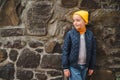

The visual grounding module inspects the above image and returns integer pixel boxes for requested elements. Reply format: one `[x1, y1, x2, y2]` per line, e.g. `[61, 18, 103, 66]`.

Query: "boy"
[62, 10, 96, 80]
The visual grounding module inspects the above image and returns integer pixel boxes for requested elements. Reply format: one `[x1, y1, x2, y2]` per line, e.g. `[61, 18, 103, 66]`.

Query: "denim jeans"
[69, 64, 87, 80]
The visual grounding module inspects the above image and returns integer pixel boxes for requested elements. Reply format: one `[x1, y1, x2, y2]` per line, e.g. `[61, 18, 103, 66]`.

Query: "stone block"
[0, 0, 19, 26]
[17, 48, 40, 68]
[0, 49, 7, 62]
[17, 70, 33, 80]
[26, 1, 52, 36]
[4, 39, 26, 49]
[61, 0, 78, 8]
[91, 70, 115, 80]
[45, 41, 56, 53]
[81, 0, 100, 9]
[0, 28, 24, 37]
[28, 41, 43, 48]
[41, 55, 62, 69]
[47, 70, 62, 77]
[35, 73, 47, 80]
[0, 63, 14, 80]
[9, 50, 18, 61]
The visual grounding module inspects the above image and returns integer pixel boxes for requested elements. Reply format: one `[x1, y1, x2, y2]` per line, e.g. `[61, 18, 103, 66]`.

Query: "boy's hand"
[64, 69, 70, 77]
[88, 69, 94, 76]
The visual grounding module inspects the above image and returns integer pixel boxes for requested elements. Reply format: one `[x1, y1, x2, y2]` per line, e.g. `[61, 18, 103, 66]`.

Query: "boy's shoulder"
[86, 29, 94, 36]
[86, 29, 93, 33]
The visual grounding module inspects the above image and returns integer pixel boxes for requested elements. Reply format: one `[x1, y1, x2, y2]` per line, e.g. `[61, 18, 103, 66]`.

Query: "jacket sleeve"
[62, 32, 71, 69]
[89, 35, 96, 69]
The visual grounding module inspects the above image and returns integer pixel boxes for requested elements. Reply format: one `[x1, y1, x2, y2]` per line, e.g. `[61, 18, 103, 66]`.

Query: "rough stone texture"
[28, 41, 43, 48]
[47, 1, 73, 37]
[17, 48, 40, 68]
[26, 1, 52, 36]
[89, 9, 120, 80]
[47, 70, 62, 77]
[4, 39, 26, 49]
[41, 55, 62, 69]
[35, 73, 47, 80]
[0, 28, 24, 37]
[0, 63, 14, 80]
[61, 0, 78, 8]
[0, 42, 2, 46]
[90, 9, 120, 26]
[53, 21, 72, 38]
[53, 42, 62, 53]
[48, 20, 73, 40]
[0, 0, 19, 26]
[45, 41, 57, 53]
[9, 50, 18, 61]
[4, 41, 12, 48]
[90, 10, 120, 55]
[17, 70, 33, 80]
[0, 49, 7, 62]
[91, 70, 115, 80]
[81, 0, 100, 9]
[35, 48, 43, 53]
[12, 39, 26, 49]
[107, 57, 120, 69]
[100, 0, 120, 10]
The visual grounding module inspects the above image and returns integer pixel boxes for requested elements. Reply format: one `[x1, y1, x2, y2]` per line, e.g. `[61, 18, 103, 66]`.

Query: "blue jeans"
[69, 64, 87, 80]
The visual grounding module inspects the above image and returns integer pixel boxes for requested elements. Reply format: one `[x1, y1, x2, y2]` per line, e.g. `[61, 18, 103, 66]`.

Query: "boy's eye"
[76, 20, 80, 21]
[74, 19, 80, 22]
[73, 18, 81, 22]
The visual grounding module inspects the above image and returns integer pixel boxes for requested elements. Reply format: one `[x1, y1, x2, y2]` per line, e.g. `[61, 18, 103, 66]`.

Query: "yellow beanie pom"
[73, 10, 89, 24]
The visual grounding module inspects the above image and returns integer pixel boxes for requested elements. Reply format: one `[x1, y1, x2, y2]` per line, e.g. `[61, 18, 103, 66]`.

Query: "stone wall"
[0, 0, 120, 80]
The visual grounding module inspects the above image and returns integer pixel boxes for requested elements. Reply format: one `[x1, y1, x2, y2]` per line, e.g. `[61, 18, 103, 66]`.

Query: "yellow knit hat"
[73, 10, 89, 24]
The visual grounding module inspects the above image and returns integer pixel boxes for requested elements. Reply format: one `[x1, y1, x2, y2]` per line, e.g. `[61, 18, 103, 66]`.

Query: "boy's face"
[72, 14, 86, 30]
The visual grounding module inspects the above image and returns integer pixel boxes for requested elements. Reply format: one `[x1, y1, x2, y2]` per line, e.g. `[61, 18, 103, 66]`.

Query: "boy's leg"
[80, 65, 88, 80]
[69, 66, 82, 80]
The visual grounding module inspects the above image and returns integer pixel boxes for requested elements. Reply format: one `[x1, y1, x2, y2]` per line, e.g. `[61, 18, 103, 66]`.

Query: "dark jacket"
[62, 28, 96, 70]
